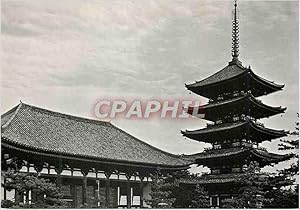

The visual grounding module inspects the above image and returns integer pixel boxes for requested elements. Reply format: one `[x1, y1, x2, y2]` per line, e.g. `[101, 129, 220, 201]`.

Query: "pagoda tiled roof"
[181, 118, 287, 143]
[185, 63, 284, 99]
[187, 93, 286, 121]
[197, 93, 285, 111]
[183, 146, 291, 165]
[1, 103, 190, 169]
[187, 63, 246, 87]
[180, 173, 245, 184]
[182, 147, 249, 162]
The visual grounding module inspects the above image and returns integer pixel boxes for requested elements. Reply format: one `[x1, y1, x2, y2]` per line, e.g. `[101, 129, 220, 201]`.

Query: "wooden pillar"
[31, 190, 37, 204]
[139, 181, 144, 208]
[105, 179, 111, 207]
[56, 173, 62, 189]
[126, 181, 131, 208]
[94, 181, 98, 207]
[55, 159, 63, 191]
[25, 191, 29, 204]
[82, 175, 87, 205]
[15, 190, 21, 204]
[104, 171, 112, 208]
[81, 168, 89, 206]
[3, 177, 7, 200]
[71, 180, 76, 208]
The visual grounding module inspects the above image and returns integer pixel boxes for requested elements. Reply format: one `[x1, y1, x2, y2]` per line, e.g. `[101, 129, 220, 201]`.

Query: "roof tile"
[2, 103, 189, 168]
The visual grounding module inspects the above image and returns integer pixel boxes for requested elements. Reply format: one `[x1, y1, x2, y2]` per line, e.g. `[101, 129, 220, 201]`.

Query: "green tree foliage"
[147, 170, 176, 208]
[1, 169, 67, 208]
[222, 160, 299, 208]
[262, 115, 299, 208]
[147, 169, 210, 208]
[190, 184, 210, 208]
[278, 114, 299, 177]
[172, 184, 194, 208]
[222, 197, 245, 208]
[221, 162, 270, 208]
[263, 185, 298, 208]
[279, 113, 299, 152]
[165, 170, 194, 208]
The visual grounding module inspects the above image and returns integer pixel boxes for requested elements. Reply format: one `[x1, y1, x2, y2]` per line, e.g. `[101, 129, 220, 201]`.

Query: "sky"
[1, 0, 299, 173]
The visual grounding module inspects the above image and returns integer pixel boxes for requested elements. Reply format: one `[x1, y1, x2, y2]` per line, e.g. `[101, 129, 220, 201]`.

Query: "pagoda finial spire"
[230, 0, 241, 65]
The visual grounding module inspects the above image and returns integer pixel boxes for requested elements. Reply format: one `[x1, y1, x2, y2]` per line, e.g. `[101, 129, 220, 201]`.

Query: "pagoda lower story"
[181, 145, 290, 207]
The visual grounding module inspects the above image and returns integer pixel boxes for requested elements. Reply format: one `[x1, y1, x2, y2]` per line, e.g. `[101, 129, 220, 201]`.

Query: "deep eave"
[183, 146, 291, 167]
[181, 118, 287, 143]
[1, 102, 190, 170]
[2, 139, 190, 171]
[185, 63, 284, 99]
[187, 93, 286, 121]
[180, 173, 245, 185]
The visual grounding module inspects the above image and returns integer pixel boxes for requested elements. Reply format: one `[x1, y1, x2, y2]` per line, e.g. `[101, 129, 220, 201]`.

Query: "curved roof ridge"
[198, 94, 247, 108]
[185, 64, 248, 88]
[185, 147, 249, 157]
[251, 149, 292, 162]
[196, 93, 285, 111]
[182, 120, 246, 134]
[182, 147, 252, 164]
[249, 94, 287, 112]
[248, 69, 284, 89]
[249, 120, 287, 135]
[20, 102, 111, 127]
[2, 102, 23, 129]
[109, 123, 187, 160]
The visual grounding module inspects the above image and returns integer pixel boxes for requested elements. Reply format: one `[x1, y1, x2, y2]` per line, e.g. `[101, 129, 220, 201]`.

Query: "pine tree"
[147, 170, 176, 208]
[190, 184, 210, 208]
[221, 162, 270, 208]
[2, 169, 67, 208]
[262, 114, 299, 208]
[165, 170, 194, 208]
[278, 114, 299, 177]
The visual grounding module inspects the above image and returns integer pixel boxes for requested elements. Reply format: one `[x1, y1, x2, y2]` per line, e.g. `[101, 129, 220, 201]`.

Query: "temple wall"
[1, 152, 165, 208]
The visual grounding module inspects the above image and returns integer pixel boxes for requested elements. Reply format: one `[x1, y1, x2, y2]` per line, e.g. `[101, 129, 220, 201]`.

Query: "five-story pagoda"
[181, 1, 290, 207]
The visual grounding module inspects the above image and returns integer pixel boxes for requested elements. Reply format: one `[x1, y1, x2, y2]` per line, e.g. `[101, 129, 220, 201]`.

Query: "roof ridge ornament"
[229, 0, 242, 66]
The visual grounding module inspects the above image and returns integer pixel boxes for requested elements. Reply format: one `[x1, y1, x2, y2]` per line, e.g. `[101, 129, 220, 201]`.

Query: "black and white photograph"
[1, 0, 299, 208]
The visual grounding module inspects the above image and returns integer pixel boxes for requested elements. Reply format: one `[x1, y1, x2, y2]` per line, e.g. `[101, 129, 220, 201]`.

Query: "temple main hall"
[1, 102, 190, 208]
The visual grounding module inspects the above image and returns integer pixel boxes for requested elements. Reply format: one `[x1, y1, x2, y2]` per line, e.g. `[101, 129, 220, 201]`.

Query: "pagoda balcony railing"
[203, 143, 267, 151]
[256, 146, 267, 151]
[204, 147, 214, 151]
[205, 116, 266, 126]
[255, 121, 265, 127]
[211, 90, 250, 103]
[206, 123, 215, 127]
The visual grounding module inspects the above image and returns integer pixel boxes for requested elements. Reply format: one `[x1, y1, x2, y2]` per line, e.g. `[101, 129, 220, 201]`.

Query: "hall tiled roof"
[1, 103, 190, 169]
